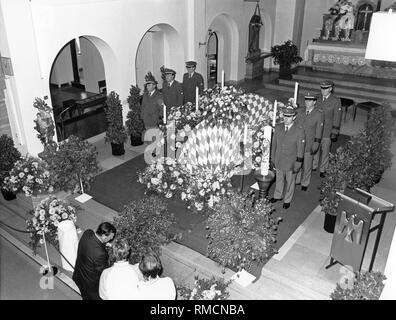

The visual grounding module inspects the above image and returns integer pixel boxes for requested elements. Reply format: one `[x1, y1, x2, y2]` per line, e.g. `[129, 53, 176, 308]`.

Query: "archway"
[207, 14, 239, 85]
[207, 32, 218, 88]
[135, 24, 184, 91]
[49, 36, 108, 141]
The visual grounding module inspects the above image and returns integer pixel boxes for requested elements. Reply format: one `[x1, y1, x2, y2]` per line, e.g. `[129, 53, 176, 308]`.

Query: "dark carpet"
[89, 134, 349, 274]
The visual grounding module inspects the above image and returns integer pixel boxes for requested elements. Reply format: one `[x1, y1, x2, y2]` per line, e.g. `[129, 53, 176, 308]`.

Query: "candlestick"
[243, 124, 248, 145]
[293, 82, 299, 104]
[195, 86, 199, 111]
[221, 70, 225, 89]
[163, 103, 167, 124]
[272, 100, 278, 127]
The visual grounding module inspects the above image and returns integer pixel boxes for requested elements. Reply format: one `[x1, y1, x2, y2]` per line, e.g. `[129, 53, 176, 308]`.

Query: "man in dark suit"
[162, 68, 183, 111]
[313, 80, 342, 177]
[72, 222, 116, 300]
[270, 105, 305, 209]
[182, 61, 204, 104]
[295, 93, 324, 191]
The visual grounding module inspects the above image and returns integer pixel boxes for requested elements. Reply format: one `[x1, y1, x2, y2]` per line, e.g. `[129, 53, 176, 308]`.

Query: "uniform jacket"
[72, 230, 109, 299]
[182, 72, 204, 104]
[296, 106, 324, 152]
[271, 122, 305, 171]
[141, 89, 163, 128]
[162, 80, 183, 110]
[316, 93, 342, 138]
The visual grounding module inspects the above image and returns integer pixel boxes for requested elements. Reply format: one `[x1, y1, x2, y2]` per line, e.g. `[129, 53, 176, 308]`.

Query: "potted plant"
[0, 134, 21, 200]
[330, 270, 386, 300]
[112, 195, 180, 264]
[125, 84, 145, 146]
[206, 191, 280, 273]
[270, 40, 303, 79]
[177, 275, 231, 300]
[104, 91, 128, 156]
[40, 135, 101, 194]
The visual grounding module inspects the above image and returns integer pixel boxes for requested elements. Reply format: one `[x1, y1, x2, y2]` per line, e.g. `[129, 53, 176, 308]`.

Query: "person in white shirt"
[135, 253, 176, 300]
[99, 238, 139, 300]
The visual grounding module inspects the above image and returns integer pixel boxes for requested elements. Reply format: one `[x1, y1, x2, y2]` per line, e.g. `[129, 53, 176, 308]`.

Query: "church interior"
[1, 0, 396, 301]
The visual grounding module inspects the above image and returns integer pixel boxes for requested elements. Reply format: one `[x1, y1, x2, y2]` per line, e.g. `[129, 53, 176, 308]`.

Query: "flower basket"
[177, 276, 231, 300]
[17, 190, 69, 211]
[3, 155, 54, 197]
[26, 196, 78, 254]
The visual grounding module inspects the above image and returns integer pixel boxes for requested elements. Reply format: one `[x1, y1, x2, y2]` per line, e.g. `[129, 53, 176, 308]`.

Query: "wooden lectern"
[326, 188, 394, 272]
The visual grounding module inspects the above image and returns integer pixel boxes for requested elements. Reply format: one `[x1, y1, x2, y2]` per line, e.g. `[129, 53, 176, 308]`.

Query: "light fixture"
[365, 9, 396, 62]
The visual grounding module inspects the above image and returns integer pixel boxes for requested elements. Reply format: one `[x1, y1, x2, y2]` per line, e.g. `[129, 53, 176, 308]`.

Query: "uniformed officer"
[182, 61, 204, 104]
[162, 68, 183, 112]
[270, 105, 305, 209]
[295, 92, 324, 191]
[313, 80, 342, 177]
[141, 72, 164, 130]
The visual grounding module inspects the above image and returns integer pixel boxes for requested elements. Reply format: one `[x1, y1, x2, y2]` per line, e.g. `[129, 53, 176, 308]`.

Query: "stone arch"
[135, 24, 184, 90]
[208, 13, 239, 82]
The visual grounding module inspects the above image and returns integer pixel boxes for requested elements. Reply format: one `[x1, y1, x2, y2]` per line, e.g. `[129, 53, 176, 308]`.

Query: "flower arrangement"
[26, 196, 77, 253]
[3, 155, 54, 197]
[198, 85, 249, 127]
[112, 195, 180, 264]
[330, 270, 386, 300]
[40, 135, 101, 193]
[177, 276, 231, 300]
[167, 102, 203, 133]
[139, 157, 234, 211]
[207, 191, 280, 272]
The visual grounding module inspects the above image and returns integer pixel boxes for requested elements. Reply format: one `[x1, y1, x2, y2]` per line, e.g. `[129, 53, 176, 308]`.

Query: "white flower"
[39, 215, 45, 221]
[162, 182, 168, 189]
[165, 191, 172, 198]
[170, 184, 176, 190]
[199, 189, 205, 197]
[53, 220, 59, 227]
[151, 178, 160, 185]
[180, 131, 186, 138]
[181, 192, 186, 200]
[19, 172, 25, 178]
[62, 213, 68, 219]
[157, 172, 163, 179]
[212, 181, 220, 190]
[184, 124, 191, 132]
[177, 178, 183, 185]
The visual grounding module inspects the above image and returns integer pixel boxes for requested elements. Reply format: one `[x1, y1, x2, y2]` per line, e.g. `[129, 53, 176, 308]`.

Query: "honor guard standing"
[295, 93, 324, 191]
[313, 80, 342, 177]
[162, 68, 183, 112]
[141, 72, 164, 130]
[270, 105, 305, 209]
[182, 61, 204, 104]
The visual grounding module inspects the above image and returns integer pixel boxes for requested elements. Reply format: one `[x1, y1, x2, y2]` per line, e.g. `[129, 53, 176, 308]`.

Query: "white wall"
[79, 37, 105, 94]
[50, 44, 73, 86]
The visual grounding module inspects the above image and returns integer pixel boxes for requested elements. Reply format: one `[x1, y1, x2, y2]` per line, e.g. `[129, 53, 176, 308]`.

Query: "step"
[265, 83, 396, 107]
[293, 67, 396, 89]
[279, 79, 396, 103]
[292, 74, 396, 95]
[263, 258, 336, 298]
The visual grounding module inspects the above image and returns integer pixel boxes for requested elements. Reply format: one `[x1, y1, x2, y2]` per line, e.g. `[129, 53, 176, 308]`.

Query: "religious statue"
[332, 1, 355, 41]
[247, 2, 263, 59]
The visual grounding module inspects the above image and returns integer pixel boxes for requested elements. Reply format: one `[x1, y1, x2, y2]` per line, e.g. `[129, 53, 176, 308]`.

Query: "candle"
[163, 104, 167, 124]
[272, 100, 277, 127]
[221, 70, 225, 89]
[293, 82, 299, 104]
[243, 124, 248, 145]
[195, 86, 199, 111]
